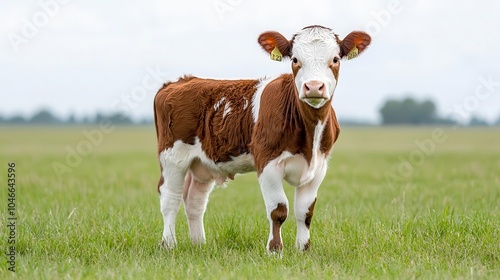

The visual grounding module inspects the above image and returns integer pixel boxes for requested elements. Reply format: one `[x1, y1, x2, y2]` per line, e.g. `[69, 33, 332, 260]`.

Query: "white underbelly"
[160, 139, 256, 186]
[281, 152, 327, 187]
[216, 153, 255, 174]
[190, 153, 255, 185]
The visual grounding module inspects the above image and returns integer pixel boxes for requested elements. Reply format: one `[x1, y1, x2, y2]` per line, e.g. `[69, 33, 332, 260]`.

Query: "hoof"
[160, 236, 176, 249]
[295, 239, 311, 251]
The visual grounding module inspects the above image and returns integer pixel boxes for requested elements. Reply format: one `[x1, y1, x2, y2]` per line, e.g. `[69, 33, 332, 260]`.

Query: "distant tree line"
[379, 97, 500, 126]
[0, 109, 152, 125]
[1, 101, 499, 126]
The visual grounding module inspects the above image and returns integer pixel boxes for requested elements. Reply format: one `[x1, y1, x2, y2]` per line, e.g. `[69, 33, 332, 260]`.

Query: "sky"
[1, 0, 500, 124]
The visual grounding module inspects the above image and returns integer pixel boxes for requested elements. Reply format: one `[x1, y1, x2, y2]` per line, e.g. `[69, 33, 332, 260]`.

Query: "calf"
[154, 25, 371, 252]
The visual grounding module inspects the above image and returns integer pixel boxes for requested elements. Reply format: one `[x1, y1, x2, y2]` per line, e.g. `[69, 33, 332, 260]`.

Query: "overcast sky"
[1, 0, 500, 123]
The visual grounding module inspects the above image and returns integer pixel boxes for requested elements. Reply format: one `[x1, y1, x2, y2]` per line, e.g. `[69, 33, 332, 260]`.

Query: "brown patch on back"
[154, 76, 259, 162]
[268, 203, 287, 251]
[200, 80, 258, 162]
[250, 74, 340, 174]
[305, 198, 317, 229]
[154, 75, 198, 153]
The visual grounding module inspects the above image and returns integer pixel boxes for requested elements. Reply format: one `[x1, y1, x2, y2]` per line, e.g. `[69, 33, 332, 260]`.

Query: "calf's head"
[258, 25, 371, 108]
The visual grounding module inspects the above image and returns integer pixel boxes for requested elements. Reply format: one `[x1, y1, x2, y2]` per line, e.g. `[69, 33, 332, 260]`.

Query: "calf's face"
[258, 26, 371, 109]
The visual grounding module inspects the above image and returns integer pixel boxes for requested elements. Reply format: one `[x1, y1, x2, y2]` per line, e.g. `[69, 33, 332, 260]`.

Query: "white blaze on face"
[291, 27, 341, 108]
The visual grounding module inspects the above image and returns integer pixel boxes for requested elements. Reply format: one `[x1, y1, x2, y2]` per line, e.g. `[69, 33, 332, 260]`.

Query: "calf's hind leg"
[183, 171, 214, 244]
[159, 158, 188, 249]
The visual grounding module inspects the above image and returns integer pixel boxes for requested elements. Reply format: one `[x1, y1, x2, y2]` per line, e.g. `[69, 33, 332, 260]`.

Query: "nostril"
[318, 84, 324, 91]
[304, 84, 310, 91]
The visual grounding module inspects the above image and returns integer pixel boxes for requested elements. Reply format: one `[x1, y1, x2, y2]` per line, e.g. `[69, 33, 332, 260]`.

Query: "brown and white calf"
[154, 25, 370, 252]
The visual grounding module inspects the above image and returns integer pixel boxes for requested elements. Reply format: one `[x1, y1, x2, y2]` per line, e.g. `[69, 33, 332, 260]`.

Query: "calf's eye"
[292, 57, 298, 64]
[333, 57, 339, 64]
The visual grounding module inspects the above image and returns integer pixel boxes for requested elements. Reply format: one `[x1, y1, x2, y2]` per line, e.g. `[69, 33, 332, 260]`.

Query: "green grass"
[1, 125, 499, 279]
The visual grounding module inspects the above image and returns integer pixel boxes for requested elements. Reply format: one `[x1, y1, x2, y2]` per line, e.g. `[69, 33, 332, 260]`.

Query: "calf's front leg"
[294, 161, 327, 251]
[258, 160, 288, 252]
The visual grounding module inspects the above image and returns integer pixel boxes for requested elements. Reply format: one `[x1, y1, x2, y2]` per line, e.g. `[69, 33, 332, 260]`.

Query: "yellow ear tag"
[347, 46, 358, 60]
[270, 46, 282, 62]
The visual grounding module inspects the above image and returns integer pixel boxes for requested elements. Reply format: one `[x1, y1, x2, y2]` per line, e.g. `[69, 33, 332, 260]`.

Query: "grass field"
[1, 125, 499, 279]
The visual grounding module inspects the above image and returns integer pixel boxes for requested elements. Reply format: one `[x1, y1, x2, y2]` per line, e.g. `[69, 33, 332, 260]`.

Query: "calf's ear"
[258, 31, 292, 61]
[338, 31, 371, 60]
